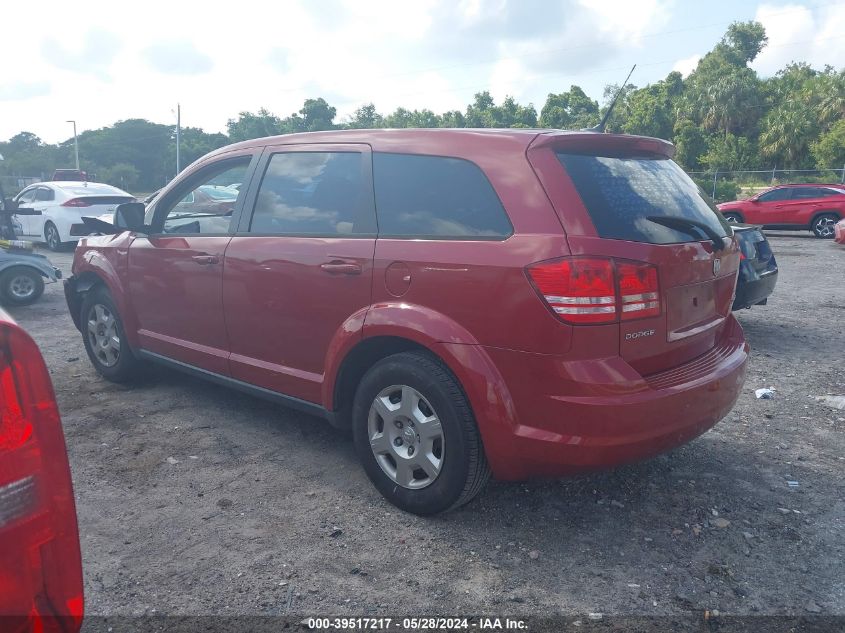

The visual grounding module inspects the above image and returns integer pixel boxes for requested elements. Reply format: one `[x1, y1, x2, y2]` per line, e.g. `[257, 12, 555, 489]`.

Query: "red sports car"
[717, 183, 845, 238]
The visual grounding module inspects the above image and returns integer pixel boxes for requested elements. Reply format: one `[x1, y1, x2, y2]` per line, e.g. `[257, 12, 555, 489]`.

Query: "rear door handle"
[192, 254, 219, 265]
[320, 261, 362, 275]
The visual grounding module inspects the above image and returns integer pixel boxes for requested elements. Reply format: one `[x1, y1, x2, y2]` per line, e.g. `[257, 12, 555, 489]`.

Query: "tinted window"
[373, 153, 512, 239]
[557, 153, 730, 245]
[250, 152, 373, 235]
[154, 158, 250, 234]
[791, 187, 825, 199]
[34, 187, 54, 202]
[757, 188, 791, 202]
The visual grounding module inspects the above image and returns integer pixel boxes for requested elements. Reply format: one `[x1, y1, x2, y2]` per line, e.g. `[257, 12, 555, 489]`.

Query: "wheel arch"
[324, 304, 519, 478]
[67, 257, 138, 347]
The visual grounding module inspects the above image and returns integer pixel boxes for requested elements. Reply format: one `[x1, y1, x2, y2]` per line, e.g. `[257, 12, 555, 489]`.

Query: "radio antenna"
[589, 64, 636, 132]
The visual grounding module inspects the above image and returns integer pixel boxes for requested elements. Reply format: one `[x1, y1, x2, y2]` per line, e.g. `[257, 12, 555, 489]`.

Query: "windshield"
[557, 153, 731, 245]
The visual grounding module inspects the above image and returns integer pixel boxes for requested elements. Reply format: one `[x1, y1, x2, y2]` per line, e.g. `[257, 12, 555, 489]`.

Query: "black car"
[732, 224, 778, 310]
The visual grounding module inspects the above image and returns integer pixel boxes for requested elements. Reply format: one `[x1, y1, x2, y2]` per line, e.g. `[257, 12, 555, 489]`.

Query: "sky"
[1, 0, 843, 144]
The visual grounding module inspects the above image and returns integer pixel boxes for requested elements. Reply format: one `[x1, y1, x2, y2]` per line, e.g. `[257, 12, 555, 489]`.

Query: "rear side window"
[557, 153, 730, 245]
[250, 152, 374, 235]
[34, 188, 54, 202]
[373, 153, 512, 239]
[791, 187, 825, 199]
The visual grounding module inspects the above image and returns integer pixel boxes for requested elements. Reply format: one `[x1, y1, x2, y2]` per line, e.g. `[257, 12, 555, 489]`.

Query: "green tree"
[348, 103, 384, 129]
[539, 86, 599, 129]
[759, 101, 818, 169]
[299, 98, 336, 131]
[700, 133, 759, 171]
[98, 162, 140, 191]
[439, 110, 466, 128]
[811, 119, 845, 169]
[672, 120, 708, 170]
[226, 109, 285, 142]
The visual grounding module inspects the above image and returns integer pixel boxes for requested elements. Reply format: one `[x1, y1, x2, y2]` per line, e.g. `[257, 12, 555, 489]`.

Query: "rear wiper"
[646, 215, 727, 251]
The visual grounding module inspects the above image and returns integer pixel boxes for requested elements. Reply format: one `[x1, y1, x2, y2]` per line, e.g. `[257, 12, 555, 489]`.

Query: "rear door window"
[373, 153, 512, 239]
[250, 151, 374, 236]
[791, 187, 826, 199]
[557, 153, 730, 245]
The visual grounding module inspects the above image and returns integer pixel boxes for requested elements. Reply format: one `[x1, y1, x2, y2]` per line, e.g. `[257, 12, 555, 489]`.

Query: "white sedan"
[13, 181, 135, 251]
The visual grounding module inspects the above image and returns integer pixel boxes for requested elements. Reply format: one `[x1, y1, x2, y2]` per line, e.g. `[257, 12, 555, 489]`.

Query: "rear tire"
[352, 351, 490, 515]
[722, 212, 743, 225]
[0, 267, 44, 306]
[811, 213, 838, 239]
[44, 222, 62, 251]
[80, 286, 141, 382]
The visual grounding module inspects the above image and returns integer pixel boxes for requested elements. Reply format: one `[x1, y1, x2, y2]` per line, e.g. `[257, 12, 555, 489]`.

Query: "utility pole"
[66, 120, 79, 170]
[176, 103, 181, 176]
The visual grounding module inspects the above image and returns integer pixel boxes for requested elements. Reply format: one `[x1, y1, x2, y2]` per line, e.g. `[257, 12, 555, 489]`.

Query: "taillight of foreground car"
[526, 257, 661, 324]
[60, 199, 91, 208]
[0, 319, 83, 633]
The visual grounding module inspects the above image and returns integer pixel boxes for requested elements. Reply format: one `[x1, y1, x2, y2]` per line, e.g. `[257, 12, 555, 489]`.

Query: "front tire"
[811, 213, 838, 239]
[44, 221, 63, 251]
[80, 286, 141, 382]
[0, 267, 44, 306]
[722, 212, 743, 225]
[352, 351, 490, 515]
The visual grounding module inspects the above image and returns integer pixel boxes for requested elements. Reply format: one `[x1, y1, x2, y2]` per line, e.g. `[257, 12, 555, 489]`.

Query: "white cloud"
[672, 54, 701, 78]
[753, 3, 845, 76]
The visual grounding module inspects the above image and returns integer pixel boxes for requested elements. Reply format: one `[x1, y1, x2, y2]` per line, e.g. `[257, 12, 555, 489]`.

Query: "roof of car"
[772, 183, 845, 189]
[204, 128, 675, 161]
[50, 181, 131, 195]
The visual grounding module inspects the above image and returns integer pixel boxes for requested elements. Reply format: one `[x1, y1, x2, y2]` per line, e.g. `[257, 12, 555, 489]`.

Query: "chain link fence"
[688, 168, 845, 202]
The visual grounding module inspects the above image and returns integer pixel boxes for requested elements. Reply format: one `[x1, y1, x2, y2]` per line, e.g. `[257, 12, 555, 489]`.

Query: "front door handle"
[192, 254, 219, 265]
[320, 261, 362, 275]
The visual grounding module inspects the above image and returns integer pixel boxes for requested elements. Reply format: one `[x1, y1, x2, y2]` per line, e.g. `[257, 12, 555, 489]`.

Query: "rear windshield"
[557, 153, 730, 244]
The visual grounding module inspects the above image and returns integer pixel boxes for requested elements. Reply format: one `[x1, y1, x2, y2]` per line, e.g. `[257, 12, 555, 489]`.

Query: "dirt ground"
[6, 232, 844, 621]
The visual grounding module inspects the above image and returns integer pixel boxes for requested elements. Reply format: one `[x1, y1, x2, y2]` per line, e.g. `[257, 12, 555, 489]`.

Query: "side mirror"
[114, 202, 146, 232]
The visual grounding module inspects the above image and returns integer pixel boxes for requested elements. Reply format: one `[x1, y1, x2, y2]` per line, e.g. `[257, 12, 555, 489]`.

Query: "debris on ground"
[755, 388, 776, 399]
[815, 395, 845, 410]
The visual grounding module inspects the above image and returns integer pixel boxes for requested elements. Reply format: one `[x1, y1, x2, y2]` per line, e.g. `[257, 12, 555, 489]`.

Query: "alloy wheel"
[814, 216, 836, 238]
[45, 224, 60, 250]
[367, 384, 445, 489]
[8, 274, 36, 300]
[86, 303, 121, 367]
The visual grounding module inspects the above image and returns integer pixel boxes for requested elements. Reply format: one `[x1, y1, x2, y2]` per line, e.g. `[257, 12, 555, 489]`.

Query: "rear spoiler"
[529, 131, 675, 159]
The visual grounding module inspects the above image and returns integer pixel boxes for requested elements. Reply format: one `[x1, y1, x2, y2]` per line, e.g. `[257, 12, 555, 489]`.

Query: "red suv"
[64, 130, 748, 515]
[718, 183, 845, 238]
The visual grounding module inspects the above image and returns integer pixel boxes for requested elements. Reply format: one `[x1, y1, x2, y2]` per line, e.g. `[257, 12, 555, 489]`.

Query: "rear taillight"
[60, 199, 91, 208]
[526, 257, 661, 324]
[617, 261, 660, 320]
[0, 319, 83, 632]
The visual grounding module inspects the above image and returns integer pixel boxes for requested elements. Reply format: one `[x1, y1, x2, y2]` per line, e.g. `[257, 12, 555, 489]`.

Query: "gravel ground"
[5, 233, 844, 621]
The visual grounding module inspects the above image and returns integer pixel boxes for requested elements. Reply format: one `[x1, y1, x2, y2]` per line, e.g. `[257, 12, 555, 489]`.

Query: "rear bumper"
[476, 316, 748, 480]
[733, 266, 777, 310]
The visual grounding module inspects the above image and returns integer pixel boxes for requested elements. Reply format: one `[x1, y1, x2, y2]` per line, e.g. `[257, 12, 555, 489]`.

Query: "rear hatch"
[528, 132, 740, 375]
[59, 184, 134, 215]
[734, 225, 776, 276]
